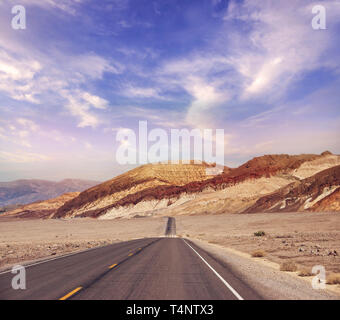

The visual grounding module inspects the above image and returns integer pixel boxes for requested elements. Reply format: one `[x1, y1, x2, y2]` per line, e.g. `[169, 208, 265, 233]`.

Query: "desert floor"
[0, 216, 166, 270]
[176, 211, 340, 274]
[0, 212, 339, 277]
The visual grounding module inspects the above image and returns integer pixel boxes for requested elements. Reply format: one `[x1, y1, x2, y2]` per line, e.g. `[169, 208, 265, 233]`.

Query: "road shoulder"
[189, 238, 340, 300]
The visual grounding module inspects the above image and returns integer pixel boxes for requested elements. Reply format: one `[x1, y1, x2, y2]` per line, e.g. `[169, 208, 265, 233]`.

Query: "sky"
[0, 0, 340, 181]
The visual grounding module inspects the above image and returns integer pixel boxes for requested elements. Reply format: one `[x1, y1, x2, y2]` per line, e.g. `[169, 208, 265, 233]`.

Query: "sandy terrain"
[0, 211, 339, 298]
[1, 212, 339, 275]
[193, 239, 339, 299]
[0, 216, 166, 271]
[176, 212, 340, 274]
[0, 211, 339, 299]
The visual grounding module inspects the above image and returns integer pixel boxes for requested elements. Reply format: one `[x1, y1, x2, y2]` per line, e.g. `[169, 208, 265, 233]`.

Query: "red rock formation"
[54, 153, 326, 218]
[244, 165, 340, 213]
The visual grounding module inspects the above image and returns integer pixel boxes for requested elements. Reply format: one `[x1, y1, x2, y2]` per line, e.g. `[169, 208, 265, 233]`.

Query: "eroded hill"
[3, 192, 80, 219]
[51, 152, 340, 219]
[53, 162, 218, 219]
[244, 165, 340, 213]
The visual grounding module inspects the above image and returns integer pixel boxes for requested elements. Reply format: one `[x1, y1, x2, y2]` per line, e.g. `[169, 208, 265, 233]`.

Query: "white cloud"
[132, 53, 220, 131]
[0, 151, 50, 163]
[62, 90, 109, 128]
[69, 54, 123, 79]
[16, 118, 39, 132]
[0, 118, 42, 148]
[145, 0, 340, 131]
[183, 76, 227, 128]
[239, 106, 284, 128]
[0, 50, 42, 103]
[120, 106, 187, 128]
[0, 36, 115, 125]
[65, 97, 100, 128]
[154, 55, 232, 128]
[4, 0, 85, 15]
[0, 5, 121, 122]
[123, 86, 163, 99]
[0, 50, 117, 108]
[81, 92, 109, 110]
[225, 0, 340, 100]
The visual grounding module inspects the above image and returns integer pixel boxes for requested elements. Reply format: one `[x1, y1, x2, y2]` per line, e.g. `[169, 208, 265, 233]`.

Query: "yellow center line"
[128, 253, 134, 256]
[59, 287, 82, 300]
[108, 263, 118, 269]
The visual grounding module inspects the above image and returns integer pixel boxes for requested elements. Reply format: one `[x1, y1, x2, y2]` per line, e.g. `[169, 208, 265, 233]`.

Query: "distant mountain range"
[3, 151, 340, 219]
[1, 192, 80, 219]
[0, 179, 101, 207]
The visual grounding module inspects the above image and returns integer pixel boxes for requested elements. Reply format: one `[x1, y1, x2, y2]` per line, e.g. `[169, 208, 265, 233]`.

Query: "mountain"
[52, 151, 340, 219]
[53, 162, 223, 219]
[0, 179, 100, 207]
[310, 188, 340, 211]
[2, 192, 80, 219]
[244, 165, 340, 213]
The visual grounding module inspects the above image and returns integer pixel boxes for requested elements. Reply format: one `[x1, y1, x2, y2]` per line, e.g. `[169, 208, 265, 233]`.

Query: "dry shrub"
[298, 268, 313, 277]
[251, 250, 266, 257]
[254, 231, 266, 237]
[280, 261, 298, 272]
[326, 273, 340, 285]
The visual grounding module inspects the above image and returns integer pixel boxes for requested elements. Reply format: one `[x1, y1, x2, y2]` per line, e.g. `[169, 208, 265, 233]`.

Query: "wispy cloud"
[16, 118, 39, 132]
[0, 0, 339, 180]
[118, 106, 187, 128]
[62, 90, 109, 128]
[224, 0, 340, 100]
[6, 0, 85, 15]
[122, 86, 164, 99]
[0, 151, 51, 163]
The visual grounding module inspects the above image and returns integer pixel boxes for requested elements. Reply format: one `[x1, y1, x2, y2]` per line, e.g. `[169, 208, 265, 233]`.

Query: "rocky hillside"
[2, 192, 80, 219]
[310, 188, 340, 211]
[244, 165, 340, 213]
[52, 162, 219, 219]
[0, 179, 100, 206]
[52, 151, 340, 219]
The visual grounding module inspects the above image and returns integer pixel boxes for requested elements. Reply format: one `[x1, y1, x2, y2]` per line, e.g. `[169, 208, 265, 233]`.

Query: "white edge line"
[183, 239, 244, 301]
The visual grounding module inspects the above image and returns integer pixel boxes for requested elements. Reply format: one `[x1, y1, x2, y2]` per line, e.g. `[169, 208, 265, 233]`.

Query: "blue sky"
[0, 0, 340, 181]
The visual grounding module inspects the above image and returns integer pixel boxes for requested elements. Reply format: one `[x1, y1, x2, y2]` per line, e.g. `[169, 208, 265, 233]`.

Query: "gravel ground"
[176, 212, 340, 273]
[192, 238, 340, 300]
[0, 216, 166, 271]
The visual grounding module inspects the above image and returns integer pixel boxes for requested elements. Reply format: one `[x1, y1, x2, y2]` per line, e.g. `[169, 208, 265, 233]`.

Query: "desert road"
[0, 218, 262, 300]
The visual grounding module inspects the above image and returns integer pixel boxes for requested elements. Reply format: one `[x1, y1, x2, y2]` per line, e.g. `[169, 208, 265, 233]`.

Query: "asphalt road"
[165, 217, 176, 237]
[0, 219, 262, 300]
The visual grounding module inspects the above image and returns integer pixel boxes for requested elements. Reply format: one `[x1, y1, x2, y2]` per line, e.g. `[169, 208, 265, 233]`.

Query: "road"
[0, 219, 262, 300]
[165, 217, 176, 237]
